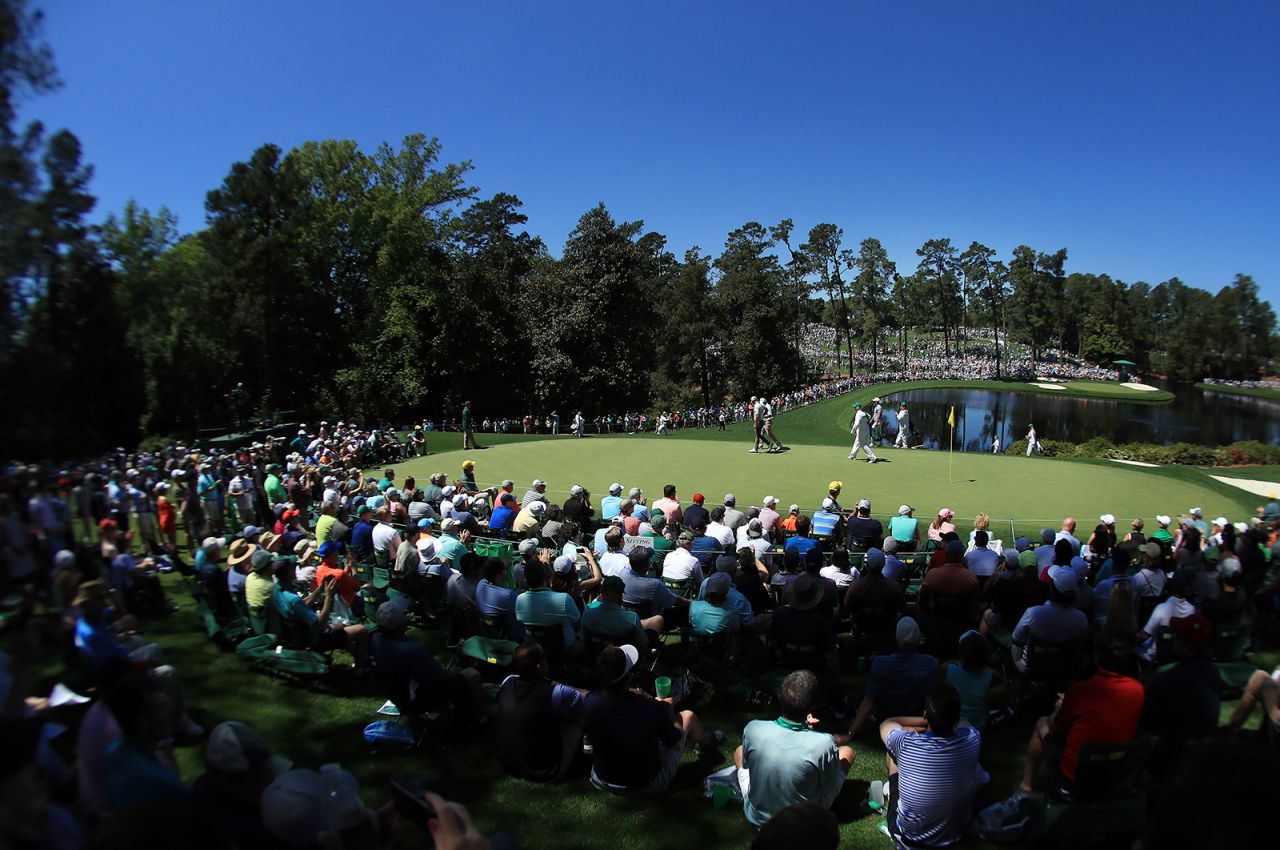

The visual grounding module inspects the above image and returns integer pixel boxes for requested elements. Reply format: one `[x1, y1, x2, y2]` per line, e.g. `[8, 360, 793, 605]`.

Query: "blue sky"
[25, 0, 1280, 303]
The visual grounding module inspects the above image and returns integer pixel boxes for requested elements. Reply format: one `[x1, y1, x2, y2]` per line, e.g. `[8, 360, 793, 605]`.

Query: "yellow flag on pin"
[947, 406, 955, 428]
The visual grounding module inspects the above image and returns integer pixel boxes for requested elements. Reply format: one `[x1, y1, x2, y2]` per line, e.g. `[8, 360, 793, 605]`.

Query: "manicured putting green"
[398, 432, 1257, 535]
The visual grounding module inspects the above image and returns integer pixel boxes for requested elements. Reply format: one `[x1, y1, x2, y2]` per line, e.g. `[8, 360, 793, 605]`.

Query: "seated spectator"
[662, 530, 706, 588]
[515, 561, 581, 648]
[313, 541, 361, 614]
[927, 507, 957, 544]
[734, 547, 774, 616]
[811, 498, 842, 540]
[100, 671, 189, 813]
[981, 548, 1047, 641]
[683, 492, 710, 530]
[1010, 567, 1089, 672]
[488, 492, 518, 536]
[1, 717, 83, 849]
[844, 617, 937, 739]
[584, 575, 664, 646]
[620, 548, 683, 622]
[370, 506, 401, 561]
[477, 557, 523, 641]
[943, 630, 1001, 731]
[585, 644, 720, 795]
[880, 684, 984, 848]
[551, 550, 602, 604]
[1225, 664, 1280, 735]
[497, 641, 587, 782]
[888, 504, 919, 550]
[590, 528, 625, 578]
[617, 500, 641, 537]
[783, 515, 817, 558]
[843, 549, 906, 627]
[964, 529, 1000, 577]
[190, 721, 291, 850]
[705, 506, 735, 547]
[759, 496, 781, 537]
[446, 551, 484, 616]
[739, 517, 772, 564]
[751, 802, 840, 850]
[819, 546, 857, 588]
[770, 548, 803, 599]
[562, 483, 595, 529]
[651, 484, 683, 526]
[1133, 541, 1168, 597]
[770, 575, 839, 682]
[372, 601, 482, 719]
[689, 522, 723, 569]
[1092, 546, 1132, 623]
[601, 482, 624, 520]
[786, 548, 838, 618]
[243, 549, 275, 611]
[1138, 569, 1197, 661]
[689, 573, 742, 636]
[272, 559, 371, 669]
[1017, 629, 1144, 794]
[697, 555, 772, 635]
[778, 503, 802, 533]
[845, 498, 883, 550]
[512, 500, 545, 537]
[1141, 613, 1221, 777]
[1202, 556, 1249, 626]
[881, 537, 909, 584]
[736, 670, 855, 827]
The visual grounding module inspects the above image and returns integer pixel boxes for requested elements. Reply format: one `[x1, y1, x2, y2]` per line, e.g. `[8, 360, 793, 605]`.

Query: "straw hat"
[259, 531, 282, 553]
[227, 539, 258, 567]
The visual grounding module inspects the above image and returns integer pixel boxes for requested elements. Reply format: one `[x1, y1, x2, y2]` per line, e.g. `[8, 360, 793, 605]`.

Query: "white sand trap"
[1211, 475, 1280, 498]
[1122, 382, 1160, 392]
[1032, 383, 1065, 390]
[1109, 458, 1159, 468]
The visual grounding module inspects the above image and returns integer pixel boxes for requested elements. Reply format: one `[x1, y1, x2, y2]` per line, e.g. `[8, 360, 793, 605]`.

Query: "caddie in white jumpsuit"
[894, 404, 911, 449]
[848, 403, 879, 462]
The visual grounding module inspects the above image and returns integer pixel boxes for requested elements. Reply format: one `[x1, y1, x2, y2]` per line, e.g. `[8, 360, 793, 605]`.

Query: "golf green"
[397, 431, 1259, 536]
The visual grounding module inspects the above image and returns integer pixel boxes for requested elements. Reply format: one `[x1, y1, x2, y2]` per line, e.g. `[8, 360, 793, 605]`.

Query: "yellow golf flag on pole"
[947, 406, 955, 484]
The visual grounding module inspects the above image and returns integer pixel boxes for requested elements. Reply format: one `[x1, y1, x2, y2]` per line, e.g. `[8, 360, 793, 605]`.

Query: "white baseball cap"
[763, 495, 778, 506]
[609, 483, 623, 495]
[1099, 514, 1116, 525]
[822, 498, 834, 510]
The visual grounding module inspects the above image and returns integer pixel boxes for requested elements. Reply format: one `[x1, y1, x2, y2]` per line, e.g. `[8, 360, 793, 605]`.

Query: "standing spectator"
[736, 670, 855, 827]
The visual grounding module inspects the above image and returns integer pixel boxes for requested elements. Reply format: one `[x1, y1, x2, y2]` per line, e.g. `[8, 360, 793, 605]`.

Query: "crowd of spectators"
[2, 432, 1280, 849]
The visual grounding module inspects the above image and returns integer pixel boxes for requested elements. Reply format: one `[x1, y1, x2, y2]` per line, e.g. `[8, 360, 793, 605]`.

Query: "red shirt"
[622, 516, 640, 536]
[1053, 669, 1145, 779]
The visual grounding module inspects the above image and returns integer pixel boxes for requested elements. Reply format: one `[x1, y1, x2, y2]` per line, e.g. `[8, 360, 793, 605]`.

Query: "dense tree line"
[0, 1, 1275, 457]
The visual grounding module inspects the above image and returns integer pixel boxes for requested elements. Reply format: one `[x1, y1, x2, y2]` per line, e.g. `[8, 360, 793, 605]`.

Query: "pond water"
[876, 384, 1280, 452]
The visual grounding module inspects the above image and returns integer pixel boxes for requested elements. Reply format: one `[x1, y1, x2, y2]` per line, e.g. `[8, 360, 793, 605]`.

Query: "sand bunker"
[1109, 458, 1159, 468]
[1032, 383, 1065, 390]
[1210, 475, 1280, 498]
[1121, 382, 1160, 392]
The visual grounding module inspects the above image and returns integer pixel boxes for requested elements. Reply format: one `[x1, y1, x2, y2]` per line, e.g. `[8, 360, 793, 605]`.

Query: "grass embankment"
[1195, 383, 1280, 402]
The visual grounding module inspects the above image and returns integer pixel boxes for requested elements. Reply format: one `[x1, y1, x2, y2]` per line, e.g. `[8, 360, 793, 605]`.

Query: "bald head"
[1062, 517, 1076, 533]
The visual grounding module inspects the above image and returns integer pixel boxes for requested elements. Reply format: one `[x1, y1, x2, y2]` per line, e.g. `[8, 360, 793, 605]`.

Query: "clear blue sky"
[25, 0, 1280, 304]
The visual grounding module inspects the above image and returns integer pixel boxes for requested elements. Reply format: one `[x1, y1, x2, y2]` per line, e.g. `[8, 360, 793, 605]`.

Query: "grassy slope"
[1194, 383, 1280, 402]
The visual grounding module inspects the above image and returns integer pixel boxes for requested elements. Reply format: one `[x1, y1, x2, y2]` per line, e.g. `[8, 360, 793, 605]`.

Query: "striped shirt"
[811, 510, 841, 537]
[887, 725, 982, 848]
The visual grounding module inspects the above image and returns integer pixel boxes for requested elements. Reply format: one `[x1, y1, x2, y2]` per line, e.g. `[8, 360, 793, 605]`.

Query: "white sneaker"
[748, 449, 758, 453]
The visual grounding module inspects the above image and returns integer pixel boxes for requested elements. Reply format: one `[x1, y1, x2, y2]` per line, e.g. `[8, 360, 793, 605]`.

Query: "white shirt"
[705, 521, 735, 547]
[598, 551, 631, 578]
[820, 566, 856, 587]
[662, 547, 703, 582]
[372, 522, 401, 555]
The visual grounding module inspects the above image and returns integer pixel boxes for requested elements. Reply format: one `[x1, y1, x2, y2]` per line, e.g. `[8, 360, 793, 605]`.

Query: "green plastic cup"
[654, 676, 672, 699]
[712, 783, 732, 809]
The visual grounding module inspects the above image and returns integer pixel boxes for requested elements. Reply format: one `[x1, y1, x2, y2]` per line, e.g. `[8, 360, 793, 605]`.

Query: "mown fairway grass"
[1195, 382, 1280, 402]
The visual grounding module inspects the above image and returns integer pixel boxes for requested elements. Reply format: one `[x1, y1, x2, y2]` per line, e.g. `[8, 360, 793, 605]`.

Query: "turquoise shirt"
[582, 600, 645, 646]
[889, 515, 919, 543]
[515, 587, 581, 645]
[103, 737, 188, 814]
[741, 717, 845, 827]
[436, 534, 467, 569]
[689, 600, 741, 636]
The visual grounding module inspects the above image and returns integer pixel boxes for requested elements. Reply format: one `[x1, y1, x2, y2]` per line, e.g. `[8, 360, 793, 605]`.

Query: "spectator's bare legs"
[675, 707, 713, 746]
[1227, 669, 1280, 730]
[1019, 715, 1053, 791]
[640, 614, 666, 633]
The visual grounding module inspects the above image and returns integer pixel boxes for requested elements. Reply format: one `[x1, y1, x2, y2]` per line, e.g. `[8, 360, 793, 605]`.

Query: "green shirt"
[889, 515, 919, 543]
[689, 600, 740, 636]
[264, 474, 287, 506]
[462, 406, 471, 430]
[741, 717, 845, 827]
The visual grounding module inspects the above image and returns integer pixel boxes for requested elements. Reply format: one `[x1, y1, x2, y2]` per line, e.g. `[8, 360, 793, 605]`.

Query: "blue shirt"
[351, 520, 375, 560]
[620, 568, 678, 614]
[886, 725, 983, 847]
[785, 537, 818, 558]
[690, 534, 722, 567]
[600, 495, 622, 520]
[811, 510, 841, 537]
[865, 651, 939, 718]
[489, 505, 516, 533]
[75, 618, 128, 666]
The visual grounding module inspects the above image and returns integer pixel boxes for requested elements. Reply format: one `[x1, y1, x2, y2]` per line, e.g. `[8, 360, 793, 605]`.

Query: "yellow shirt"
[245, 572, 275, 609]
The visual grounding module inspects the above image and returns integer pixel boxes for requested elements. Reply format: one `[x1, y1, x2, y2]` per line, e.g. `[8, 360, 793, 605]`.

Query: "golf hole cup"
[654, 676, 672, 699]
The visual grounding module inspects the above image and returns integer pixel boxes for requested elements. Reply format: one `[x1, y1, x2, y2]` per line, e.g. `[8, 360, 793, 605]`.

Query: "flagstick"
[949, 421, 954, 485]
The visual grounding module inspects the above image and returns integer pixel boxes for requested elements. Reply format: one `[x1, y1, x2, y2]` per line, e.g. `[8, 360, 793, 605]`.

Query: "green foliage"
[1006, 436, 1279, 467]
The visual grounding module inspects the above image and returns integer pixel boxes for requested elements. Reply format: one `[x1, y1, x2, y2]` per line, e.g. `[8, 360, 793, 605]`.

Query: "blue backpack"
[362, 720, 417, 749]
